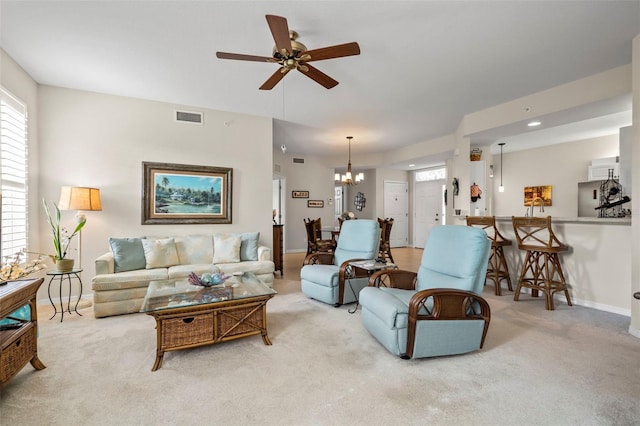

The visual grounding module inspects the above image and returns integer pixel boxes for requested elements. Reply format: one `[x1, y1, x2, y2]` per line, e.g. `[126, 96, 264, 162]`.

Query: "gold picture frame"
[142, 161, 232, 224]
[524, 185, 552, 206]
[292, 190, 309, 198]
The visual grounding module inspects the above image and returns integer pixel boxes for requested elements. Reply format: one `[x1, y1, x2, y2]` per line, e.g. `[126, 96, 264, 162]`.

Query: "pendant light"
[335, 136, 363, 186]
[498, 142, 505, 192]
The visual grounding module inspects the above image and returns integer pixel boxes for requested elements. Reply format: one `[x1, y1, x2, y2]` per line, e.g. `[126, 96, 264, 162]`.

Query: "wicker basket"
[0, 325, 36, 383]
[161, 313, 214, 349]
[470, 148, 482, 161]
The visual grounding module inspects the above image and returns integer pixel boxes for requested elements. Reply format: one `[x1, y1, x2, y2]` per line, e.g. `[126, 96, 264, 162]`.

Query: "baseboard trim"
[568, 297, 631, 317]
[38, 293, 94, 307]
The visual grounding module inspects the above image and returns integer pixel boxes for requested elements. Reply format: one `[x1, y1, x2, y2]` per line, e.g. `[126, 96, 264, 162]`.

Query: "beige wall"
[273, 149, 336, 252]
[630, 35, 640, 337]
[491, 134, 619, 217]
[37, 86, 274, 285]
[1, 50, 42, 251]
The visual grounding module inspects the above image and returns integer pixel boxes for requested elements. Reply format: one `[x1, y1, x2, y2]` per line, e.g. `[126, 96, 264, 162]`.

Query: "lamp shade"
[58, 187, 102, 211]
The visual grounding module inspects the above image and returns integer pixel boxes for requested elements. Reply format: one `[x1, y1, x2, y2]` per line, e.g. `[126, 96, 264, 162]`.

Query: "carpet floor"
[1, 261, 640, 425]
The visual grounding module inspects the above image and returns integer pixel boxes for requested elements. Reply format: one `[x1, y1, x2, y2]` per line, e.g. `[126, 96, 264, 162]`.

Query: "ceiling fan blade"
[302, 42, 360, 62]
[259, 68, 289, 90]
[216, 52, 276, 63]
[266, 15, 292, 57]
[297, 64, 338, 89]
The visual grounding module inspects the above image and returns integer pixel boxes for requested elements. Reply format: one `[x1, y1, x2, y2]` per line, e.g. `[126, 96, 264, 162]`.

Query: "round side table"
[46, 269, 83, 322]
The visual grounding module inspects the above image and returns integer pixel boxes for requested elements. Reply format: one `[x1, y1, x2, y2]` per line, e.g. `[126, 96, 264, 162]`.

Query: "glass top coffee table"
[140, 272, 276, 371]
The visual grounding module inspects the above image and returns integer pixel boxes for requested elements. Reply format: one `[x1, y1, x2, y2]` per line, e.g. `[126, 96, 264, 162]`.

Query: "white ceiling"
[1, 1, 638, 169]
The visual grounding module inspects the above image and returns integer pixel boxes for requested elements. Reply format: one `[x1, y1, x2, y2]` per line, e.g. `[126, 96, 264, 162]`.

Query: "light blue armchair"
[301, 219, 380, 306]
[360, 225, 491, 359]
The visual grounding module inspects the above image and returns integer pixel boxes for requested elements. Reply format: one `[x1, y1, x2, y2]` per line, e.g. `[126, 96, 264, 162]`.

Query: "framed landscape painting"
[142, 162, 232, 224]
[523, 185, 552, 207]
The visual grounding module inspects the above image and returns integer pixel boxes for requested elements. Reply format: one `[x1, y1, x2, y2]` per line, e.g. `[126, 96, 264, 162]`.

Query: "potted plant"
[43, 199, 86, 272]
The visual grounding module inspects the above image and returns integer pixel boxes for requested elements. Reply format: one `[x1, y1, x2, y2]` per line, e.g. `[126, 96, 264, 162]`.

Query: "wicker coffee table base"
[146, 294, 274, 371]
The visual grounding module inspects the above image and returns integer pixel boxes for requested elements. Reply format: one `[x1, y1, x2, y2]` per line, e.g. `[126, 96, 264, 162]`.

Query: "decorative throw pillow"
[212, 233, 242, 264]
[174, 235, 214, 264]
[239, 232, 260, 261]
[109, 237, 146, 273]
[141, 238, 180, 269]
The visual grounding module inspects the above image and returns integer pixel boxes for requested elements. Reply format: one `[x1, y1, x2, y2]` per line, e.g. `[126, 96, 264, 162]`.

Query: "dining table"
[321, 226, 340, 245]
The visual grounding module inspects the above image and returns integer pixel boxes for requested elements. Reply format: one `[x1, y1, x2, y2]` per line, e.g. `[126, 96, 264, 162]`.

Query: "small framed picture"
[292, 190, 309, 198]
[308, 200, 324, 208]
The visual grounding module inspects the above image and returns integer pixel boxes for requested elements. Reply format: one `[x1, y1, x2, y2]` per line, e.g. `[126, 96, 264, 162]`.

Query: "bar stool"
[466, 216, 513, 295]
[511, 216, 572, 310]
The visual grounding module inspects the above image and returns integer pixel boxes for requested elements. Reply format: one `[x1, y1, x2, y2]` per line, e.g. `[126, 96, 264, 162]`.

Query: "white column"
[629, 34, 640, 338]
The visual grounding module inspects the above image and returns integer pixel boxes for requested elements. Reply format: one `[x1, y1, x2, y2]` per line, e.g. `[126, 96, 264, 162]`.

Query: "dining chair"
[304, 218, 334, 256]
[377, 217, 395, 263]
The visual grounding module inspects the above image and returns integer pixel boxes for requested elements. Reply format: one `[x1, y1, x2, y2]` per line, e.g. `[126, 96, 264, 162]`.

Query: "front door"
[414, 179, 445, 248]
[383, 181, 408, 247]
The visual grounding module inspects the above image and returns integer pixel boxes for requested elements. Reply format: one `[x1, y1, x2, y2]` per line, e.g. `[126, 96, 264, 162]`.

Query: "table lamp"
[58, 186, 102, 269]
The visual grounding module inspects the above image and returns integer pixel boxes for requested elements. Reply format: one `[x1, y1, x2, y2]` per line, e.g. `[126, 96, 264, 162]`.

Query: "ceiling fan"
[216, 14, 360, 90]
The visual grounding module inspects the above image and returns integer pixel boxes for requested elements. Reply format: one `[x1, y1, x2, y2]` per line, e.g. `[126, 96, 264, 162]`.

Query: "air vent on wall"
[175, 110, 203, 125]
[293, 158, 305, 164]
[274, 164, 281, 173]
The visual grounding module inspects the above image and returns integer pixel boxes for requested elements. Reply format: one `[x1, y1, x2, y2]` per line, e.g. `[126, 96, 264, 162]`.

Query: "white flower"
[0, 250, 46, 281]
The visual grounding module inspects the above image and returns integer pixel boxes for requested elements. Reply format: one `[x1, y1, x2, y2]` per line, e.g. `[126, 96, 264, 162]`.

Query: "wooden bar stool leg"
[515, 250, 545, 301]
[530, 251, 543, 298]
[514, 250, 532, 301]
[549, 252, 572, 309]
[556, 257, 572, 307]
[496, 246, 513, 291]
[543, 253, 554, 310]
[487, 247, 501, 296]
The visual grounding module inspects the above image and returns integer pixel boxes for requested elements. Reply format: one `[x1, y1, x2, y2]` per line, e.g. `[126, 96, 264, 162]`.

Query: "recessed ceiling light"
[409, 164, 415, 167]
[528, 121, 542, 127]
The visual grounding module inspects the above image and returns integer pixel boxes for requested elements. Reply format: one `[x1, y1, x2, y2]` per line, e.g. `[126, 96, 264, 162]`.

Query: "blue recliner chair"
[359, 225, 491, 359]
[301, 219, 380, 306]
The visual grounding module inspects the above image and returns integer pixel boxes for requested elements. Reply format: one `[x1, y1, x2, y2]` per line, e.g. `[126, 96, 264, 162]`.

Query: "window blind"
[0, 87, 29, 258]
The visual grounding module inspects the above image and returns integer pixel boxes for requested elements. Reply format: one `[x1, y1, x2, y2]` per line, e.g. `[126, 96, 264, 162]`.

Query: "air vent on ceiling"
[175, 110, 203, 125]
[293, 158, 305, 164]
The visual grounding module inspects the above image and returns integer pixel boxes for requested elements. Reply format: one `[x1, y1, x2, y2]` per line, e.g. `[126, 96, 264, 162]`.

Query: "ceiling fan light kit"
[216, 14, 360, 90]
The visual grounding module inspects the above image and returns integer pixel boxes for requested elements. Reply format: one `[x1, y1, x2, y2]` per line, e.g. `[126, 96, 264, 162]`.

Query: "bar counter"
[461, 215, 632, 316]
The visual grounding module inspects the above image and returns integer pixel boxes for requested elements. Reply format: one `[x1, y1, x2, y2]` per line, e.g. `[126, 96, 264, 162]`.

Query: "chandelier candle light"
[335, 136, 364, 186]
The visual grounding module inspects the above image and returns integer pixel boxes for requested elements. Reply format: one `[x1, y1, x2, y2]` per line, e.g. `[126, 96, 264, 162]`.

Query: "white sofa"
[92, 233, 274, 318]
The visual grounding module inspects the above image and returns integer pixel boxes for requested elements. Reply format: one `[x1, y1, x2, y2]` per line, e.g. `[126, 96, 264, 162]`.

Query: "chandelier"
[334, 136, 364, 186]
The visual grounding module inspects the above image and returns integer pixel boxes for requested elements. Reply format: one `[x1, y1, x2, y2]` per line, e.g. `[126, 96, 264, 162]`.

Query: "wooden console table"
[0, 278, 46, 385]
[273, 224, 283, 275]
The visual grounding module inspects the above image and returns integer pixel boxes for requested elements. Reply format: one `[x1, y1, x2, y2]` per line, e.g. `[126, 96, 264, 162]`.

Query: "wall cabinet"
[588, 163, 619, 181]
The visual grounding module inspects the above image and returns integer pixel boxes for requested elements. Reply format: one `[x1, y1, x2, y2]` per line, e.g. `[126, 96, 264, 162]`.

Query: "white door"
[334, 186, 343, 224]
[414, 179, 445, 248]
[383, 181, 408, 247]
